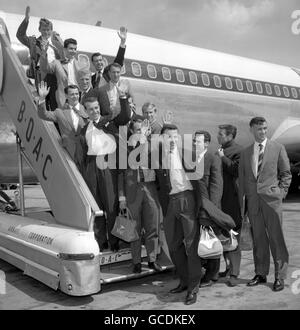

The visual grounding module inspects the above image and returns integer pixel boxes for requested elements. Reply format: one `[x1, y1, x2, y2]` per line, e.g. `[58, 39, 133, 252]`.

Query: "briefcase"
[111, 208, 139, 243]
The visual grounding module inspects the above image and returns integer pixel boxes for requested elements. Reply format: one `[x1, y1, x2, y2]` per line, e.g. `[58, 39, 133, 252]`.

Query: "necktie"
[95, 72, 101, 87]
[135, 141, 145, 182]
[257, 143, 264, 177]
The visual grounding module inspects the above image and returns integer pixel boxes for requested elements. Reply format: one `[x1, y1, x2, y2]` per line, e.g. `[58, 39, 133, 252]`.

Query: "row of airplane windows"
[102, 56, 299, 99]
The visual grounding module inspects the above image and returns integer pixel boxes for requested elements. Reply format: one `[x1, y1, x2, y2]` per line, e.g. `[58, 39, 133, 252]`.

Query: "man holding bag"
[118, 119, 162, 273]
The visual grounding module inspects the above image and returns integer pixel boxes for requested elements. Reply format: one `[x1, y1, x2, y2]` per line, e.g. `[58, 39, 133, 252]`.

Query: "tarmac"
[0, 185, 300, 310]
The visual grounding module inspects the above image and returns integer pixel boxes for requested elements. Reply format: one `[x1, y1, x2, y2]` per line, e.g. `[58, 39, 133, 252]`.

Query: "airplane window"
[201, 73, 210, 86]
[265, 84, 272, 95]
[246, 80, 253, 92]
[162, 67, 171, 81]
[147, 64, 157, 79]
[283, 87, 290, 97]
[189, 71, 198, 84]
[131, 62, 142, 77]
[256, 82, 263, 94]
[236, 79, 243, 91]
[274, 85, 281, 96]
[213, 75, 222, 88]
[176, 69, 185, 83]
[225, 77, 233, 89]
[291, 88, 298, 99]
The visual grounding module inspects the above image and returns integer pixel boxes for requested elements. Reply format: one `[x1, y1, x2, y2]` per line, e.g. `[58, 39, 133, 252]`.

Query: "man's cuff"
[38, 99, 46, 105]
[120, 44, 126, 49]
[119, 196, 126, 202]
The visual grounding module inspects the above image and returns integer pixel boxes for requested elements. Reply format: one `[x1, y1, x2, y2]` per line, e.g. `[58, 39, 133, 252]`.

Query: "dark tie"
[257, 143, 264, 177]
[135, 141, 145, 182]
[95, 72, 101, 87]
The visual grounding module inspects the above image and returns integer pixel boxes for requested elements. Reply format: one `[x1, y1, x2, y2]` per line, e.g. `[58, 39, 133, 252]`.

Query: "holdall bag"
[197, 225, 223, 259]
[240, 214, 253, 251]
[221, 229, 239, 252]
[111, 208, 139, 243]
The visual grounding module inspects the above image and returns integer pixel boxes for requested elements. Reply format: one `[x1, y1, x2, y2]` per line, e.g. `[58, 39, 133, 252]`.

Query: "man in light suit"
[40, 38, 81, 109]
[37, 82, 88, 161]
[239, 117, 292, 292]
[87, 62, 133, 128]
[118, 119, 162, 273]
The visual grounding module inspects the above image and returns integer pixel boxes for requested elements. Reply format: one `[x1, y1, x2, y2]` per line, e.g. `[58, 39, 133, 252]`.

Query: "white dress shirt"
[169, 146, 193, 195]
[253, 138, 267, 178]
[85, 119, 116, 156]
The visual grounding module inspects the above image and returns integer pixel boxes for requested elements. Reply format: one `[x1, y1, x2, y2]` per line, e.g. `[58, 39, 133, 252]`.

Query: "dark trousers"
[85, 156, 118, 247]
[248, 196, 289, 280]
[127, 182, 160, 264]
[163, 190, 202, 293]
[44, 73, 58, 111]
[223, 229, 241, 277]
[202, 258, 220, 281]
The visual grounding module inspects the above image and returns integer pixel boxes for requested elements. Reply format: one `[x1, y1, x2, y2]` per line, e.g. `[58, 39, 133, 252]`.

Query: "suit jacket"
[91, 46, 126, 88]
[238, 139, 292, 215]
[38, 102, 88, 159]
[83, 81, 132, 128]
[16, 18, 63, 80]
[40, 54, 83, 109]
[220, 140, 243, 228]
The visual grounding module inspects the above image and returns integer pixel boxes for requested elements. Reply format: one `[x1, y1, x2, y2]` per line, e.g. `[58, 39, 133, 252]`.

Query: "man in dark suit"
[91, 27, 127, 89]
[216, 124, 243, 287]
[194, 131, 223, 288]
[16, 6, 63, 110]
[76, 96, 131, 252]
[82, 63, 132, 129]
[118, 119, 162, 273]
[239, 117, 292, 292]
[37, 82, 88, 161]
[155, 124, 203, 305]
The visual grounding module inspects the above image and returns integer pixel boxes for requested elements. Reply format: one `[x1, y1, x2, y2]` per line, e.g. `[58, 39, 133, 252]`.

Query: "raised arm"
[37, 81, 57, 122]
[114, 27, 127, 66]
[16, 6, 31, 48]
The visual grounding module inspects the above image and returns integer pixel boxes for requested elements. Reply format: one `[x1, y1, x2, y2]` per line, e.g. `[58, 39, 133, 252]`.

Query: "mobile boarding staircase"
[0, 17, 172, 296]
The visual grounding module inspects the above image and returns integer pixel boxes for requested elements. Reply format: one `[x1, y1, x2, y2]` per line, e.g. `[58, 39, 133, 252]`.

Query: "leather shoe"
[227, 275, 238, 287]
[110, 242, 119, 252]
[148, 262, 163, 272]
[247, 275, 267, 286]
[133, 263, 142, 273]
[200, 279, 213, 288]
[273, 279, 284, 292]
[219, 268, 230, 278]
[99, 242, 109, 252]
[169, 284, 188, 294]
[185, 292, 197, 305]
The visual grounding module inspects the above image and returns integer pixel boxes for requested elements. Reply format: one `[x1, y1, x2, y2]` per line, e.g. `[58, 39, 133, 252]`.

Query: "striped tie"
[257, 143, 264, 177]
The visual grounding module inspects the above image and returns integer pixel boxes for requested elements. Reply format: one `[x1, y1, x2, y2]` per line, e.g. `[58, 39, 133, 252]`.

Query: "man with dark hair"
[239, 117, 291, 292]
[118, 119, 162, 273]
[91, 27, 127, 88]
[217, 124, 243, 287]
[16, 6, 63, 110]
[86, 62, 133, 129]
[142, 102, 162, 135]
[37, 81, 88, 160]
[194, 130, 223, 288]
[75, 97, 120, 252]
[40, 36, 83, 108]
[155, 124, 203, 305]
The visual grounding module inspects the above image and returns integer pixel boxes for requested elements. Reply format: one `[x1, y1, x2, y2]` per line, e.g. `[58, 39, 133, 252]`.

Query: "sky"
[0, 0, 299, 68]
